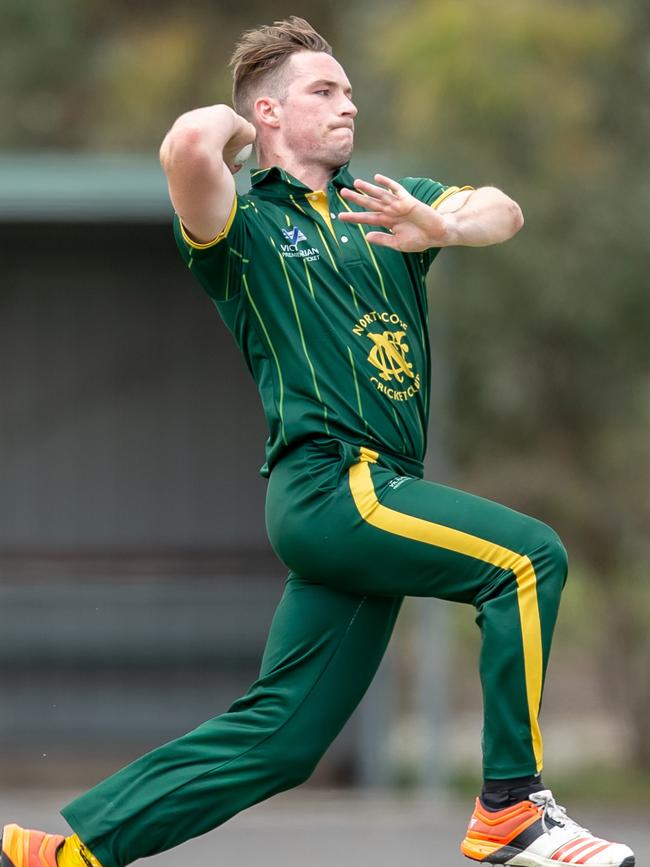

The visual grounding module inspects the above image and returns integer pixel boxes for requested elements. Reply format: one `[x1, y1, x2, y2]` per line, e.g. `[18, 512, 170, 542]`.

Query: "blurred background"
[1, 0, 649, 859]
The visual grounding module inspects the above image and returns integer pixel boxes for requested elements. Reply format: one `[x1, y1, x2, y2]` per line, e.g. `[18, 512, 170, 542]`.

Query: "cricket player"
[2, 16, 635, 867]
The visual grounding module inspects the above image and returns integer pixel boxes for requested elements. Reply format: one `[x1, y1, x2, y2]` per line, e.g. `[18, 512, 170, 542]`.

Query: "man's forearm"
[439, 187, 524, 247]
[159, 105, 256, 243]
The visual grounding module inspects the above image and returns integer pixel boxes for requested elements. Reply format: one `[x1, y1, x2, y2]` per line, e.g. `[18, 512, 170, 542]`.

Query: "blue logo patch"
[281, 226, 307, 247]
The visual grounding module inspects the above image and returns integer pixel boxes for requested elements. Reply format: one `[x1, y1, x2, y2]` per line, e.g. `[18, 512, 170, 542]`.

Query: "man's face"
[272, 51, 357, 168]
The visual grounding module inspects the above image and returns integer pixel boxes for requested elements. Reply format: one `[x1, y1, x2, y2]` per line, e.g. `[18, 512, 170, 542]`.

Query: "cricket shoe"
[1, 824, 64, 867]
[460, 789, 635, 866]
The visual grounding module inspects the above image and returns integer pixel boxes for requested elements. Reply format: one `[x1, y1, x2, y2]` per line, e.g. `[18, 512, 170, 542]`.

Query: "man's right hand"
[160, 105, 256, 245]
[222, 113, 257, 175]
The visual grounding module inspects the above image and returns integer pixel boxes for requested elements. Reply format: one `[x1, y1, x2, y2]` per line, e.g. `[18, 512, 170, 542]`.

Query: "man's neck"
[258, 151, 338, 193]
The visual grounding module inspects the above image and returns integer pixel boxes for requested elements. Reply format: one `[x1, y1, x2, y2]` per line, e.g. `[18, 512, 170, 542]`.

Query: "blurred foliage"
[3, 0, 649, 766]
[369, 0, 650, 768]
[0, 0, 339, 148]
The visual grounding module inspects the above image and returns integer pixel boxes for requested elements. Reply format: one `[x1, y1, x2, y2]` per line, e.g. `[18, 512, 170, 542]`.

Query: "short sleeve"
[398, 177, 473, 272]
[399, 176, 447, 207]
[173, 194, 250, 302]
[399, 177, 473, 209]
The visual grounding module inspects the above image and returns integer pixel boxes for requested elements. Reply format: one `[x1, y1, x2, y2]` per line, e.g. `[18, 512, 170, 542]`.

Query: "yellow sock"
[56, 834, 104, 867]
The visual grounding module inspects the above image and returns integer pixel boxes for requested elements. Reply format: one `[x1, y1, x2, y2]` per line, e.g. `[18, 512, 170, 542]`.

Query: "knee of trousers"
[268, 738, 325, 789]
[530, 522, 569, 596]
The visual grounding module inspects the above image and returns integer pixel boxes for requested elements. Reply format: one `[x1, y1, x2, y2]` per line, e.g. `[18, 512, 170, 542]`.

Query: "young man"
[2, 16, 634, 867]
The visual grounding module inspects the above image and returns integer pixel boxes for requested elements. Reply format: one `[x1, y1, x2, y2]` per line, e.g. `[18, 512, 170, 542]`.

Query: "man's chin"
[326, 143, 354, 168]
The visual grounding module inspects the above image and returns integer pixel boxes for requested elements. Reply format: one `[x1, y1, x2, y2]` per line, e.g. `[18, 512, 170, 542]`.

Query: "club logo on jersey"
[351, 309, 421, 402]
[367, 331, 414, 383]
[281, 226, 307, 247]
[279, 226, 320, 262]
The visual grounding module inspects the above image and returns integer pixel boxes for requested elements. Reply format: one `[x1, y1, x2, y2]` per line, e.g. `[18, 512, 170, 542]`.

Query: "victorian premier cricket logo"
[352, 310, 422, 401]
[280, 226, 320, 262]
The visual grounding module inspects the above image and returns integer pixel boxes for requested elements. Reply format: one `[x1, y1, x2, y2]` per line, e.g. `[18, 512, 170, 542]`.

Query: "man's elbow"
[509, 198, 524, 236]
[482, 187, 524, 241]
[160, 123, 211, 178]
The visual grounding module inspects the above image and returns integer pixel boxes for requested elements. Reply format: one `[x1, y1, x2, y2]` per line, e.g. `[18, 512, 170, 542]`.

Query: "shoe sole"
[481, 855, 636, 867]
[461, 841, 636, 867]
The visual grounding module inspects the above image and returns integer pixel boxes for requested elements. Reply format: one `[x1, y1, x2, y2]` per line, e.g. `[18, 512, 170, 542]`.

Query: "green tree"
[366, 0, 650, 767]
[0, 2, 341, 149]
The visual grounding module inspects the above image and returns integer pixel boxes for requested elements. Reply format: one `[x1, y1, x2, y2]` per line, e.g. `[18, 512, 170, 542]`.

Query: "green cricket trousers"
[62, 438, 568, 867]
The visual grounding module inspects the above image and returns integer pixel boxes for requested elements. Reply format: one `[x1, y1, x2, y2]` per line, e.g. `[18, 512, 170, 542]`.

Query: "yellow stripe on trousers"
[349, 450, 544, 772]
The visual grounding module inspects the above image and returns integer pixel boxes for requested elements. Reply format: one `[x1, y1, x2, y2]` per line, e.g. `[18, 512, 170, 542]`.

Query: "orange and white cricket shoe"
[1, 824, 64, 867]
[460, 790, 635, 866]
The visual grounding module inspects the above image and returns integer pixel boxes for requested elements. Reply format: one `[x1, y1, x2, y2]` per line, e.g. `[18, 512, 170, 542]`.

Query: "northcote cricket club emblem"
[281, 226, 307, 248]
[350, 310, 421, 403]
[367, 330, 414, 383]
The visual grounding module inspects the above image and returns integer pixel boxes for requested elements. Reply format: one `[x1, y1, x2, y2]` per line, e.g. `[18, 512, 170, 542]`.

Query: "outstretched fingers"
[351, 179, 391, 200]
[341, 173, 405, 204]
[338, 211, 393, 227]
[338, 173, 411, 239]
[365, 230, 399, 249]
[339, 187, 384, 211]
[372, 174, 405, 196]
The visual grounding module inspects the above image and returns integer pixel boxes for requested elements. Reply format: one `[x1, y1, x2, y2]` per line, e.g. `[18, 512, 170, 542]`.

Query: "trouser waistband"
[306, 437, 424, 479]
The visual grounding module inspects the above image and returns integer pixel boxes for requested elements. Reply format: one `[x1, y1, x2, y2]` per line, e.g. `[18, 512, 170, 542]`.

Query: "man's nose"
[342, 96, 358, 118]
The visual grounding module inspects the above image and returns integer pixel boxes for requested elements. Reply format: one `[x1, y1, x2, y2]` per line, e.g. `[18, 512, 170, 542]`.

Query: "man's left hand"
[339, 174, 449, 252]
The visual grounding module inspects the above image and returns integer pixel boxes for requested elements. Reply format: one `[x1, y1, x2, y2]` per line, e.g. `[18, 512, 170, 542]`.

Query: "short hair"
[229, 16, 333, 121]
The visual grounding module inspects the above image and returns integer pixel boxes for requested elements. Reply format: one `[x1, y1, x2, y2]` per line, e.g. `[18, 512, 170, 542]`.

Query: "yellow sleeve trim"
[431, 185, 474, 210]
[179, 195, 238, 250]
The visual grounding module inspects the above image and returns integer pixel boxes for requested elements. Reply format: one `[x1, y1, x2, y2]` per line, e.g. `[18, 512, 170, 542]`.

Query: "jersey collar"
[249, 163, 355, 199]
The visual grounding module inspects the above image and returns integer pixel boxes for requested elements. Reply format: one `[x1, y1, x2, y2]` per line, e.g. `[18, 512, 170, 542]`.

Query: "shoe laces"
[529, 790, 591, 837]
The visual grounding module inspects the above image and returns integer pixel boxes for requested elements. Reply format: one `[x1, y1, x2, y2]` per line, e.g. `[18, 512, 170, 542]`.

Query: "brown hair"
[229, 16, 332, 121]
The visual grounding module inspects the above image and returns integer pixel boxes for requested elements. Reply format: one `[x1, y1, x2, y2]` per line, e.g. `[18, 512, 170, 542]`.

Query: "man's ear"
[254, 97, 281, 129]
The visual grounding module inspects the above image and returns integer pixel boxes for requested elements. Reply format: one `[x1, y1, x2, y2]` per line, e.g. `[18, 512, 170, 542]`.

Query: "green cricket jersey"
[173, 162, 468, 477]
